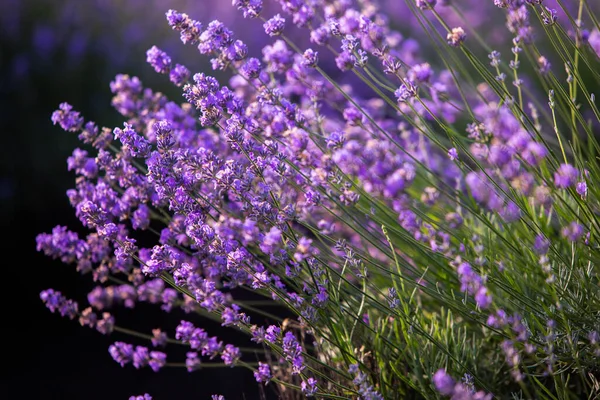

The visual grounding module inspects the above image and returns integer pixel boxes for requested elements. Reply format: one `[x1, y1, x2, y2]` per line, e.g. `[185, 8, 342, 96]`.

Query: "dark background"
[0, 1, 279, 399]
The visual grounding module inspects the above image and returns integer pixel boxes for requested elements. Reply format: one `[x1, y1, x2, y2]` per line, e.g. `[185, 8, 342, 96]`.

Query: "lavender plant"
[38, 0, 600, 398]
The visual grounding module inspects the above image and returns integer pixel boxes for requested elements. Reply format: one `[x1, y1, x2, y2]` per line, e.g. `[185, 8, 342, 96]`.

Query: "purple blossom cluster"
[108, 341, 167, 371]
[433, 369, 492, 400]
[35, 0, 600, 398]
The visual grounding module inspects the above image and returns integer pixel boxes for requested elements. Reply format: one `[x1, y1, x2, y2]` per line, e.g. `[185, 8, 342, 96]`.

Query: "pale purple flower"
[448, 148, 458, 160]
[433, 369, 455, 395]
[447, 27, 466, 47]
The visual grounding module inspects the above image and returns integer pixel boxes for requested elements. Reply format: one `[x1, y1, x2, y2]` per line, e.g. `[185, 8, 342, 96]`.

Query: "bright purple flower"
[221, 305, 241, 326]
[176, 320, 196, 342]
[262, 40, 293, 73]
[190, 328, 209, 350]
[67, 148, 97, 178]
[133, 346, 150, 369]
[264, 14, 285, 36]
[146, 46, 172, 74]
[166, 10, 202, 44]
[302, 48, 318, 67]
[282, 331, 305, 374]
[240, 57, 262, 79]
[254, 362, 271, 383]
[148, 351, 167, 372]
[52, 102, 84, 132]
[233, 0, 263, 18]
[109, 342, 134, 367]
[132, 204, 151, 230]
[169, 64, 190, 86]
[576, 181, 588, 198]
[40, 289, 78, 319]
[264, 325, 280, 342]
[202, 337, 223, 358]
[221, 344, 241, 366]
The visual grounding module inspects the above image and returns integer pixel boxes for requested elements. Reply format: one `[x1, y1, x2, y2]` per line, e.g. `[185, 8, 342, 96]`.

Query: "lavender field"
[6, 0, 600, 399]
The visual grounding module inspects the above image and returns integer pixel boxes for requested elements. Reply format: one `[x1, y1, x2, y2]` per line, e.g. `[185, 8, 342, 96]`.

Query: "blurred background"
[2, 0, 597, 398]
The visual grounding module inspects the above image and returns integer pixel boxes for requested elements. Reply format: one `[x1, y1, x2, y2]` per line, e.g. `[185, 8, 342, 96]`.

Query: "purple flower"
[590, 29, 600, 58]
[254, 362, 271, 383]
[301, 377, 318, 397]
[148, 351, 167, 372]
[282, 331, 305, 374]
[221, 305, 241, 326]
[542, 7, 558, 25]
[538, 55, 551, 74]
[576, 181, 588, 198]
[78, 307, 97, 328]
[166, 10, 202, 44]
[475, 286, 492, 309]
[447, 27, 466, 47]
[264, 325, 280, 342]
[335, 51, 355, 71]
[169, 64, 190, 86]
[109, 342, 134, 367]
[457, 262, 482, 295]
[554, 164, 578, 188]
[395, 82, 417, 103]
[240, 57, 262, 79]
[186, 352, 201, 372]
[264, 14, 285, 36]
[51, 102, 84, 132]
[302, 48, 318, 67]
[448, 148, 458, 160]
[96, 312, 115, 335]
[561, 222, 585, 242]
[151, 329, 167, 347]
[233, 0, 263, 18]
[129, 394, 152, 400]
[133, 346, 150, 369]
[40, 289, 78, 318]
[533, 235, 550, 255]
[220, 344, 241, 366]
[433, 369, 455, 395]
[146, 46, 172, 74]
[176, 320, 196, 342]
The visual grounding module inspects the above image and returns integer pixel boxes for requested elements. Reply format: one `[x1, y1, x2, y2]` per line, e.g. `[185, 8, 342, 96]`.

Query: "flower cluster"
[38, 0, 600, 398]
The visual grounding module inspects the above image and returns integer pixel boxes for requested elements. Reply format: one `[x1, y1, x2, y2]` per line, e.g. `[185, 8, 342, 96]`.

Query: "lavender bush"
[38, 0, 600, 398]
